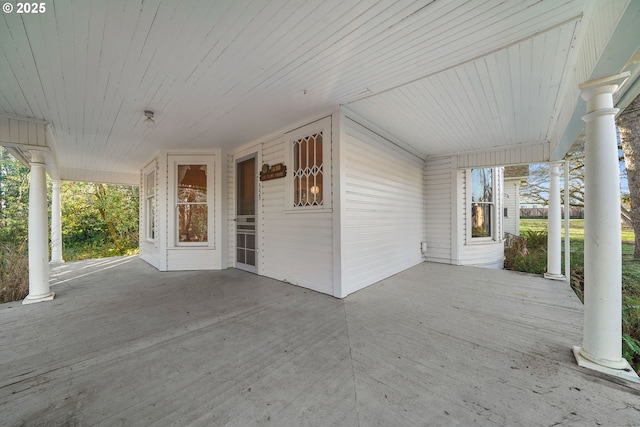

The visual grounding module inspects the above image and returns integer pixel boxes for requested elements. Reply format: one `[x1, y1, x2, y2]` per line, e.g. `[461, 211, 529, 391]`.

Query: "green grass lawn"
[517, 218, 640, 373]
[521, 218, 636, 243]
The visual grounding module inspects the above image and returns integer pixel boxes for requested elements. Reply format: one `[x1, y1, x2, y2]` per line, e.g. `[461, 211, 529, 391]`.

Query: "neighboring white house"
[503, 165, 529, 236]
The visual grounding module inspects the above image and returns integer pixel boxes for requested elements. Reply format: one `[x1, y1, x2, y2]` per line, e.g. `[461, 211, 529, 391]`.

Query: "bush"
[504, 232, 547, 274]
[623, 300, 640, 369]
[504, 234, 527, 270]
[521, 230, 548, 249]
[0, 242, 29, 303]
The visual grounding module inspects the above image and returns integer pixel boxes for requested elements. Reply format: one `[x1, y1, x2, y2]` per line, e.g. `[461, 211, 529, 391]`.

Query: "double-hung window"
[143, 162, 157, 242]
[470, 168, 495, 239]
[176, 164, 208, 243]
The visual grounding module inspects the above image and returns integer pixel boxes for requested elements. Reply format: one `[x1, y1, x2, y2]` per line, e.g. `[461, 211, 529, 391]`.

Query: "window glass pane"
[310, 172, 322, 205]
[178, 205, 208, 242]
[294, 143, 300, 171]
[472, 204, 492, 237]
[246, 250, 255, 266]
[146, 170, 155, 194]
[178, 165, 207, 203]
[237, 248, 245, 264]
[294, 176, 307, 206]
[147, 198, 155, 240]
[315, 134, 322, 168]
[145, 170, 155, 240]
[246, 233, 255, 250]
[471, 168, 492, 203]
[237, 158, 255, 216]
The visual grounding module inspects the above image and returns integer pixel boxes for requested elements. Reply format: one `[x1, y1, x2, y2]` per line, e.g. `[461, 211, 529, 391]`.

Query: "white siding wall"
[260, 135, 334, 295]
[139, 158, 162, 269]
[341, 118, 424, 296]
[424, 155, 455, 264]
[226, 153, 235, 268]
[503, 179, 520, 236]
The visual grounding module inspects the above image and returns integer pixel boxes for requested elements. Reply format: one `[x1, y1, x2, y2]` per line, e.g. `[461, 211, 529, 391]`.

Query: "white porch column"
[23, 150, 54, 305]
[573, 73, 637, 380]
[50, 180, 64, 264]
[545, 162, 564, 280]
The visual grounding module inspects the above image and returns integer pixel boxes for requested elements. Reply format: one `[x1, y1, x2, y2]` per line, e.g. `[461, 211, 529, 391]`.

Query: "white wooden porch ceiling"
[0, 0, 607, 177]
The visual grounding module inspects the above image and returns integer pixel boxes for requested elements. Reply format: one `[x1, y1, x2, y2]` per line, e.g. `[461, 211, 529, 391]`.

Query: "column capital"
[579, 72, 630, 100]
[578, 71, 631, 113]
[29, 150, 46, 165]
[549, 162, 562, 177]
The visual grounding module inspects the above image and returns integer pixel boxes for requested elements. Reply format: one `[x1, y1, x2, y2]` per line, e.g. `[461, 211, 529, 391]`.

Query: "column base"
[573, 346, 639, 383]
[49, 259, 65, 265]
[22, 291, 55, 305]
[544, 272, 565, 281]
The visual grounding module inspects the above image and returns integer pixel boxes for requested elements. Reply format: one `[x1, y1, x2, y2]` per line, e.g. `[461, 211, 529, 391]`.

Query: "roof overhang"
[551, 0, 640, 160]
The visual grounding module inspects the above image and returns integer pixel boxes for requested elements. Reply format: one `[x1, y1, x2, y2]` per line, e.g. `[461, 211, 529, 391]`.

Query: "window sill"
[283, 207, 333, 214]
[466, 238, 500, 245]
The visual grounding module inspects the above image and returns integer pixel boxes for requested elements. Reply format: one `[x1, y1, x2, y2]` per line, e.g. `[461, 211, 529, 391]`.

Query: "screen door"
[236, 157, 257, 272]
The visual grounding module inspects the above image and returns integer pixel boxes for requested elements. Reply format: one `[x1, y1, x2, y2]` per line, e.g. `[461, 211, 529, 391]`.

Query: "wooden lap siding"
[260, 137, 335, 295]
[341, 118, 425, 296]
[424, 156, 455, 264]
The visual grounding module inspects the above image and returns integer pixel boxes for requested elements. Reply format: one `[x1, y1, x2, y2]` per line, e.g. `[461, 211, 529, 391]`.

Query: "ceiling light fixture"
[144, 110, 155, 127]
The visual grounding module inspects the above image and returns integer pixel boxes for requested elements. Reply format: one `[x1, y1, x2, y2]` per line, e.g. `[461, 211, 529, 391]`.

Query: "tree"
[0, 147, 30, 242]
[520, 156, 585, 207]
[61, 181, 139, 258]
[617, 95, 640, 258]
[92, 183, 139, 252]
[0, 148, 139, 262]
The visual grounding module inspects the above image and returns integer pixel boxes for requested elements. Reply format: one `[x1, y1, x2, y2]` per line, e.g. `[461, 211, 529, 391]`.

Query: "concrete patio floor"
[1, 258, 639, 426]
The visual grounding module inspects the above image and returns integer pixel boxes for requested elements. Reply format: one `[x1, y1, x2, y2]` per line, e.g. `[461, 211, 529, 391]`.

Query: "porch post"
[573, 73, 636, 379]
[50, 180, 64, 264]
[545, 162, 564, 280]
[23, 150, 54, 305]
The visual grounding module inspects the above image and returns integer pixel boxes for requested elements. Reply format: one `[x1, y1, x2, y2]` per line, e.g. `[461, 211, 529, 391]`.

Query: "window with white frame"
[285, 117, 331, 210]
[176, 164, 208, 243]
[470, 168, 494, 239]
[144, 164, 156, 242]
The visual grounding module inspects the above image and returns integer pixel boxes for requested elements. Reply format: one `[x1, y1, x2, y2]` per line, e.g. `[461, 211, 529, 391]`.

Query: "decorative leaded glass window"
[293, 132, 323, 207]
[284, 117, 331, 211]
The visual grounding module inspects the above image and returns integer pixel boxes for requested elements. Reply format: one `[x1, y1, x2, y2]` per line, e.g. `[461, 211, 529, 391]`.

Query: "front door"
[236, 156, 257, 272]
